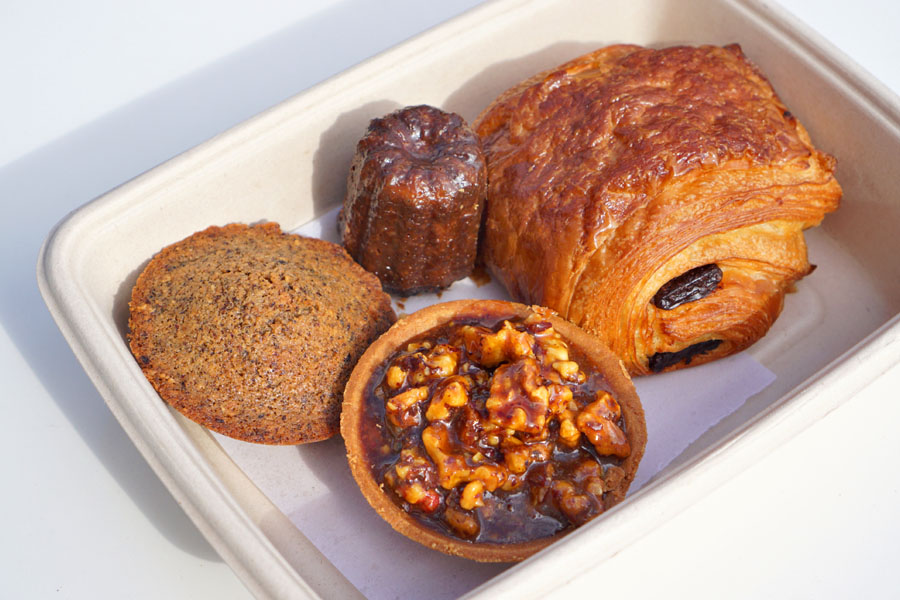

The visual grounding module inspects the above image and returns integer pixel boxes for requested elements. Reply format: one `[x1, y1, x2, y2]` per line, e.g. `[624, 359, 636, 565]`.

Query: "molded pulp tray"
[37, 0, 900, 598]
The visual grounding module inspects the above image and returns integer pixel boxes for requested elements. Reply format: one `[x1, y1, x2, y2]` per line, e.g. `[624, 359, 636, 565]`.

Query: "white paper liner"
[214, 208, 775, 599]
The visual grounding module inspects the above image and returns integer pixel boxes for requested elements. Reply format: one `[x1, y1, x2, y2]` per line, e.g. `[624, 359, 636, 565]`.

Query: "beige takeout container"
[38, 0, 900, 598]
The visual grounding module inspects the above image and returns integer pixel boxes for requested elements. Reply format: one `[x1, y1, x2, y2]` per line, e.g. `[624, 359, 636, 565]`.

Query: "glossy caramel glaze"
[341, 105, 486, 295]
[474, 44, 842, 374]
[342, 300, 645, 562]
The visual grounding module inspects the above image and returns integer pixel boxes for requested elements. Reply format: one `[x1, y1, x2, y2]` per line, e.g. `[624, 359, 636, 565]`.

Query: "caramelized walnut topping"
[576, 391, 631, 458]
[365, 313, 635, 545]
[487, 358, 549, 435]
[443, 505, 480, 539]
[385, 386, 427, 428]
[384, 447, 441, 513]
[425, 376, 471, 422]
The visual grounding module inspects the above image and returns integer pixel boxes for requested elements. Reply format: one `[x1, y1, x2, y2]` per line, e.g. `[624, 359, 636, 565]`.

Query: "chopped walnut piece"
[552, 360, 585, 383]
[503, 439, 551, 475]
[385, 364, 407, 390]
[454, 321, 535, 367]
[538, 332, 569, 364]
[404, 340, 433, 353]
[577, 391, 631, 458]
[386, 448, 441, 512]
[460, 480, 486, 510]
[525, 462, 554, 505]
[486, 358, 548, 434]
[425, 376, 470, 422]
[385, 386, 428, 428]
[402, 482, 429, 504]
[456, 403, 501, 453]
[572, 460, 606, 500]
[584, 477, 605, 498]
[421, 423, 466, 489]
[444, 506, 480, 538]
[424, 344, 460, 378]
[405, 353, 428, 385]
[550, 480, 600, 526]
[547, 382, 574, 415]
[572, 459, 602, 480]
[396, 343, 462, 387]
[558, 418, 580, 447]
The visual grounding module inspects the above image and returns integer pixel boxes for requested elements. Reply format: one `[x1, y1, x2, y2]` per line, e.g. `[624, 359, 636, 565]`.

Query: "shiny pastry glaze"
[341, 104, 486, 295]
[359, 312, 633, 544]
[474, 44, 842, 374]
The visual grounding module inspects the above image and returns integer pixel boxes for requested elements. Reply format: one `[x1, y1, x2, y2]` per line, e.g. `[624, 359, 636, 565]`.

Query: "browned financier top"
[129, 222, 396, 444]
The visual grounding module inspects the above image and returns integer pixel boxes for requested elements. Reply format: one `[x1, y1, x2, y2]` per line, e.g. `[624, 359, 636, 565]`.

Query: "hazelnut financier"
[128, 222, 395, 444]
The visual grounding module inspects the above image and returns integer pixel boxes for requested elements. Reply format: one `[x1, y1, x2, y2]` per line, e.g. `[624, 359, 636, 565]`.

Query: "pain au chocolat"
[341, 300, 646, 562]
[474, 44, 842, 375]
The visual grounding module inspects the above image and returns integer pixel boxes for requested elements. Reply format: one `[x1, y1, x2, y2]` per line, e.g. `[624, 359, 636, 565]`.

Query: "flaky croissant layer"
[474, 44, 841, 375]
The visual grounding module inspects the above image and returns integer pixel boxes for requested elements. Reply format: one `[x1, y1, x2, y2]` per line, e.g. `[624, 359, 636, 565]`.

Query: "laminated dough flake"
[474, 44, 841, 375]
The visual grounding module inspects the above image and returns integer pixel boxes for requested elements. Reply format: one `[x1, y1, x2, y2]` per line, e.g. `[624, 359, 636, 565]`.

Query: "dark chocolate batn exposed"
[653, 264, 723, 310]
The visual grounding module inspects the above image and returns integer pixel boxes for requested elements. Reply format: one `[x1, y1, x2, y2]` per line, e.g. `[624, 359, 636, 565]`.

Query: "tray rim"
[36, 0, 900, 598]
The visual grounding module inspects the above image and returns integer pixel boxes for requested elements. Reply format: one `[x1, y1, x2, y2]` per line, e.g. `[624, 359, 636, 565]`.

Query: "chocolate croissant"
[474, 44, 841, 375]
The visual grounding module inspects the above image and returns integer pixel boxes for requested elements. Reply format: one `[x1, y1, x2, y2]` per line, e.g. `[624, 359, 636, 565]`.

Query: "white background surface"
[2, 1, 899, 598]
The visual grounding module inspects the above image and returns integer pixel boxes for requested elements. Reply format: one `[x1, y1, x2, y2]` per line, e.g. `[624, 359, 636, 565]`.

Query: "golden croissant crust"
[474, 44, 841, 375]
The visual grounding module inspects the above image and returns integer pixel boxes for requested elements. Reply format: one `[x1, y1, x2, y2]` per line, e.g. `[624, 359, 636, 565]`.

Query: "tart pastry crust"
[341, 299, 646, 561]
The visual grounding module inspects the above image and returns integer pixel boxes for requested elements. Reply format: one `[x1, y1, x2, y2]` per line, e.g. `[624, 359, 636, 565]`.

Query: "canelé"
[341, 105, 486, 295]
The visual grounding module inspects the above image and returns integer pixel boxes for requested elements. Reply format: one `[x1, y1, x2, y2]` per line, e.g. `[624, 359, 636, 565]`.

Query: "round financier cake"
[128, 222, 396, 444]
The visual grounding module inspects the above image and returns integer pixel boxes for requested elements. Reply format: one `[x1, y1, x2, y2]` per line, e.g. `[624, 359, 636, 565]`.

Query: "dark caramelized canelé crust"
[474, 44, 841, 374]
[342, 300, 646, 562]
[341, 105, 486, 295]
